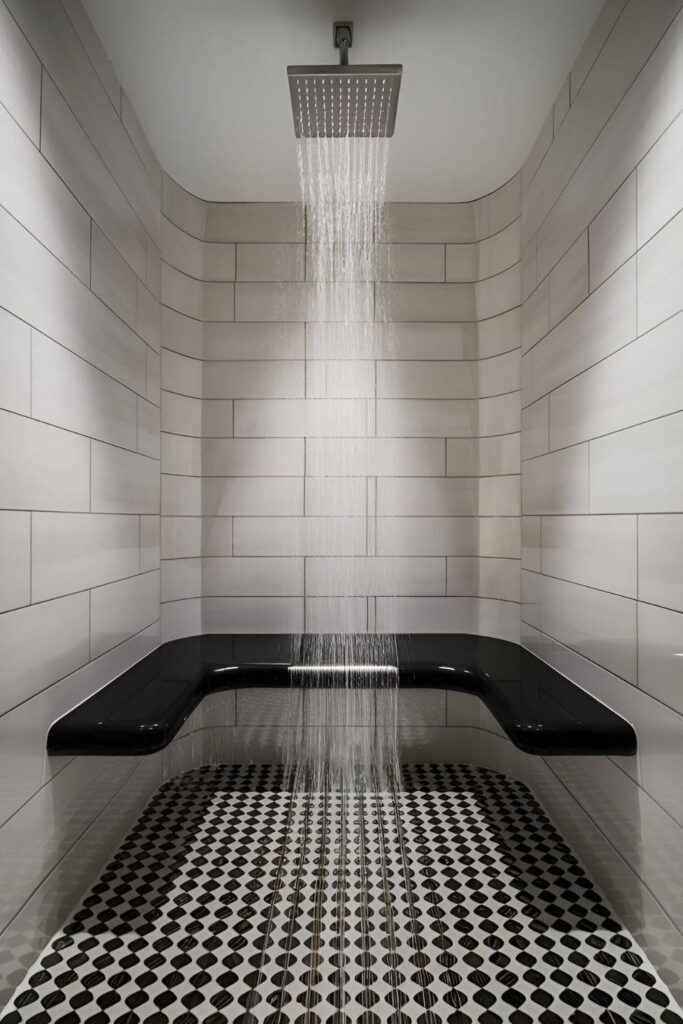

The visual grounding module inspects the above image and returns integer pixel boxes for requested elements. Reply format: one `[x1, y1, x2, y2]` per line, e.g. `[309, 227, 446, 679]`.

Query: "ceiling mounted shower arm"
[334, 22, 352, 66]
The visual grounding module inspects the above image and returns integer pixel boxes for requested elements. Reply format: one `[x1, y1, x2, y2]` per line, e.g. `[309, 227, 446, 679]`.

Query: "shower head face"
[287, 65, 402, 138]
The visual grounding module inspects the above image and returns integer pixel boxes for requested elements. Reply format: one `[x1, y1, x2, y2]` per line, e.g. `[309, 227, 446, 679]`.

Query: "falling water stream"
[285, 133, 399, 796]
[267, 128, 426, 1019]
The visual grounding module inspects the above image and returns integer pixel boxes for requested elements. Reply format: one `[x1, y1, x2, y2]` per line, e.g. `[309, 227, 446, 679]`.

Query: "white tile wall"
[0, 1, 162, 988]
[159, 178, 521, 635]
[520, 3, 683, 987]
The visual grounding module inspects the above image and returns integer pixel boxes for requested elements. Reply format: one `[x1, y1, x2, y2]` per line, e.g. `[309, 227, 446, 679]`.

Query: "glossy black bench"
[47, 633, 636, 758]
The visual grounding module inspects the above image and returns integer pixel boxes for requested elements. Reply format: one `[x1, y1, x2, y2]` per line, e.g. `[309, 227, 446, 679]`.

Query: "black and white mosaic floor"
[2, 764, 681, 1024]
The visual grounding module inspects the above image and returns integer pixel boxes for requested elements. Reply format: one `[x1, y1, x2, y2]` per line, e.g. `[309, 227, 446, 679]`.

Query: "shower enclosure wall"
[0, 0, 682, 1007]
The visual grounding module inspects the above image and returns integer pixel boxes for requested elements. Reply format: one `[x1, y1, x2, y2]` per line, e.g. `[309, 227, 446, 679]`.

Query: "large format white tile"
[203, 321, 304, 360]
[31, 513, 140, 602]
[522, 112, 553, 198]
[478, 348, 520, 398]
[534, 573, 638, 682]
[0, 592, 90, 716]
[383, 203, 477, 243]
[570, 0, 628, 100]
[91, 442, 160, 514]
[138, 398, 160, 459]
[475, 265, 521, 320]
[235, 282, 372, 321]
[161, 597, 202, 642]
[201, 557, 304, 597]
[378, 596, 520, 640]
[446, 557, 520, 601]
[522, 445, 589, 514]
[638, 514, 683, 613]
[233, 517, 366, 556]
[0, 625, 157, 835]
[305, 597, 368, 632]
[447, 435, 520, 477]
[0, 409, 90, 512]
[637, 105, 683, 245]
[377, 361, 477, 400]
[379, 243, 445, 282]
[521, 397, 548, 460]
[201, 477, 303, 516]
[377, 399, 478, 438]
[521, 516, 541, 572]
[203, 437, 303, 476]
[549, 311, 683, 450]
[161, 516, 204, 559]
[202, 360, 304, 399]
[304, 478, 367, 517]
[478, 307, 521, 360]
[140, 515, 161, 571]
[161, 392, 203, 437]
[201, 520, 241, 561]
[534, 5, 683, 280]
[521, 277, 549, 353]
[524, 0, 679, 249]
[0, 201, 147, 396]
[161, 306, 203, 359]
[525, 259, 637, 404]
[90, 571, 159, 658]
[637, 603, 683, 715]
[590, 411, 683, 513]
[637, 207, 683, 335]
[447, 220, 520, 282]
[121, 90, 161, 188]
[306, 360, 374, 399]
[32, 332, 138, 451]
[307, 321, 479, 361]
[9, 0, 158, 238]
[478, 476, 521, 516]
[202, 596, 304, 633]
[522, 622, 683, 834]
[235, 399, 368, 437]
[161, 262, 203, 319]
[0, 0, 41, 143]
[0, 307, 30, 416]
[377, 477, 478, 516]
[0, 511, 30, 614]
[0, 100, 90, 283]
[204, 203, 303, 243]
[91, 223, 137, 328]
[306, 438, 445, 477]
[589, 173, 636, 290]
[305, 557, 445, 597]
[161, 350, 202, 398]
[548, 233, 588, 328]
[236, 243, 304, 281]
[541, 515, 637, 597]
[137, 282, 161, 353]
[40, 72, 146, 280]
[162, 175, 205, 236]
[202, 280, 235, 322]
[377, 282, 475, 322]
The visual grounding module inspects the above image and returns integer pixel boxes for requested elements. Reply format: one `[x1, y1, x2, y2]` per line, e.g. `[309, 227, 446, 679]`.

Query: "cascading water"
[285, 131, 400, 797]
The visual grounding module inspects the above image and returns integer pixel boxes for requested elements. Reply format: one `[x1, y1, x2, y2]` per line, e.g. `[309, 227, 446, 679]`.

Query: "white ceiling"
[84, 0, 604, 202]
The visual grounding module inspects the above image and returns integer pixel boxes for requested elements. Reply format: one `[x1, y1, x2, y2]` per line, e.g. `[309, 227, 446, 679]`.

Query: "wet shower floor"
[2, 764, 681, 1024]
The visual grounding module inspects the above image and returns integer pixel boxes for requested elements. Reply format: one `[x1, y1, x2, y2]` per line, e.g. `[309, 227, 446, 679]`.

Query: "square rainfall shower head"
[287, 65, 402, 138]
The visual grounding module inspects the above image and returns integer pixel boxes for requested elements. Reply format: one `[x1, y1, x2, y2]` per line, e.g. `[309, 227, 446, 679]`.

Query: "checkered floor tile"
[2, 764, 681, 1023]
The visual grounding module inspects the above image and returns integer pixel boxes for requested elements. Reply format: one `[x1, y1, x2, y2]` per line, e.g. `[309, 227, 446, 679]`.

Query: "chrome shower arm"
[334, 22, 352, 66]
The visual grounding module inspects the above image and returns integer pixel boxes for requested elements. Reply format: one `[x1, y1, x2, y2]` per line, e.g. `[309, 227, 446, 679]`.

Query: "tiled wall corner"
[519, 0, 683, 998]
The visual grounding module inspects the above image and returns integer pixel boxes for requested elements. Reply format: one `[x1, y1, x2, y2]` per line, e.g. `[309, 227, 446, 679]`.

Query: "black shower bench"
[46, 633, 636, 757]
